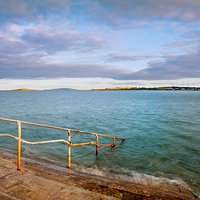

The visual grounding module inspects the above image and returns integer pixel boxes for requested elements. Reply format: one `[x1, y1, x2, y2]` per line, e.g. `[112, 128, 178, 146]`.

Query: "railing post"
[112, 137, 116, 147]
[17, 121, 21, 171]
[67, 130, 71, 168]
[96, 134, 99, 156]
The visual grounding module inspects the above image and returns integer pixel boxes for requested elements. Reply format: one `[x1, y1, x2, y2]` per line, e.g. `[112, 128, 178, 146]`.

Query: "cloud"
[0, 0, 72, 23]
[1, 21, 200, 81]
[21, 21, 107, 53]
[81, 0, 200, 28]
[1, 0, 200, 26]
[0, 22, 125, 79]
[1, 1, 200, 83]
[119, 54, 200, 80]
[106, 54, 159, 62]
[0, 20, 110, 66]
[0, 19, 118, 80]
[1, 50, 200, 81]
[2, 20, 110, 55]
[0, 62, 128, 79]
[0, 22, 122, 79]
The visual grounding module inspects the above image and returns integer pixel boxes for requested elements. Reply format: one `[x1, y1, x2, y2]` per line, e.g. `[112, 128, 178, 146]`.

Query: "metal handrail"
[0, 117, 124, 140]
[0, 117, 125, 171]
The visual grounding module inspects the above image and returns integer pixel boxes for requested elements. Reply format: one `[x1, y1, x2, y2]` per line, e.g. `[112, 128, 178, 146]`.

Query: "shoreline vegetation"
[10, 88, 38, 92]
[0, 152, 198, 200]
[93, 86, 200, 91]
[13, 88, 38, 91]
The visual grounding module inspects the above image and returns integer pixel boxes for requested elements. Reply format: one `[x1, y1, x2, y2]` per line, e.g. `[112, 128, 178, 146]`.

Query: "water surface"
[0, 90, 199, 195]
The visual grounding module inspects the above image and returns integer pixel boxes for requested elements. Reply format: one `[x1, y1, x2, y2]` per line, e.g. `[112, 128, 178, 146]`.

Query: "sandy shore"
[0, 152, 198, 200]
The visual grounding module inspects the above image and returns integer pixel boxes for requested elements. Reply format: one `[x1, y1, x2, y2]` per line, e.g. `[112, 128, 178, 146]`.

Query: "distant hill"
[44, 88, 78, 91]
[11, 88, 78, 92]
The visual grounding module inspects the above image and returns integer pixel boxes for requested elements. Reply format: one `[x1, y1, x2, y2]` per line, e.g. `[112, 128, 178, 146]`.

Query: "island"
[13, 88, 38, 91]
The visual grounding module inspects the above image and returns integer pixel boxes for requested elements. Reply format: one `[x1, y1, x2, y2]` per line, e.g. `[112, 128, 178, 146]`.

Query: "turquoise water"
[0, 90, 200, 195]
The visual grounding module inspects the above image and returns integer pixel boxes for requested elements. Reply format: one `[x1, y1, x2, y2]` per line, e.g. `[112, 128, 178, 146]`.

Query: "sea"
[0, 89, 199, 196]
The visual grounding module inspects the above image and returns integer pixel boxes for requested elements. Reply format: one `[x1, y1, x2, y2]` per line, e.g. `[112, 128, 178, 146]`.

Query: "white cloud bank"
[1, 78, 200, 90]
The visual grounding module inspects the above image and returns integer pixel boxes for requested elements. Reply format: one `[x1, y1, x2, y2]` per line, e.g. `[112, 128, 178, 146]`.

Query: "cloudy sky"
[0, 0, 200, 90]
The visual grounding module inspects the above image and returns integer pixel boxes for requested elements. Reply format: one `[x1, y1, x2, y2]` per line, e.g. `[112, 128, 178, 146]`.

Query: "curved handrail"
[0, 133, 70, 145]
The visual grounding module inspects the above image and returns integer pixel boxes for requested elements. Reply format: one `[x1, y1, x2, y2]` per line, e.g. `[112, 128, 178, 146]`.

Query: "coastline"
[92, 86, 200, 91]
[0, 151, 198, 200]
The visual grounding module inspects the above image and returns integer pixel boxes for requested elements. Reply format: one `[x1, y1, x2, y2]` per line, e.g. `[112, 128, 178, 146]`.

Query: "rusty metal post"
[17, 121, 21, 171]
[112, 137, 116, 147]
[96, 134, 99, 156]
[67, 130, 71, 168]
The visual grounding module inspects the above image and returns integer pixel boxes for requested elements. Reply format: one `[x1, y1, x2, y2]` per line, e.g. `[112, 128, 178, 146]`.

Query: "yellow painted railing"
[0, 117, 125, 170]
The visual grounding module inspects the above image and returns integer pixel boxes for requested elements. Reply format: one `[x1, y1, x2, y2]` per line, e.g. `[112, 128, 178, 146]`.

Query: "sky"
[0, 0, 200, 90]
